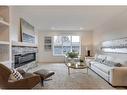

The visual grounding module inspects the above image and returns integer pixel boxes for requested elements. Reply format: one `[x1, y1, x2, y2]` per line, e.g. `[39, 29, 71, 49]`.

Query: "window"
[53, 36, 80, 56]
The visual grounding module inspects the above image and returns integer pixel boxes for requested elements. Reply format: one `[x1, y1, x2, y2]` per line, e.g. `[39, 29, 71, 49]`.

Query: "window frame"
[53, 35, 81, 56]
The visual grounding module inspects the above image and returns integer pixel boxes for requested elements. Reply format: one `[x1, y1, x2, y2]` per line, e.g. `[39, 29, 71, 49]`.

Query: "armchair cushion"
[16, 69, 25, 75]
[7, 74, 41, 89]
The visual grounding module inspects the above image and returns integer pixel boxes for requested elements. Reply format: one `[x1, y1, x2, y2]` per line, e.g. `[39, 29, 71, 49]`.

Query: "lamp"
[86, 47, 91, 57]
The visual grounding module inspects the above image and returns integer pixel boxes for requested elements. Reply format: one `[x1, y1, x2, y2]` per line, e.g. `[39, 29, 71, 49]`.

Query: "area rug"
[28, 63, 125, 89]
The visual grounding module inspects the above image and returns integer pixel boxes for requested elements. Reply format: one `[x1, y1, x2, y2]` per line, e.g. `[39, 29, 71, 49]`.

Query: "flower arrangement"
[66, 51, 79, 58]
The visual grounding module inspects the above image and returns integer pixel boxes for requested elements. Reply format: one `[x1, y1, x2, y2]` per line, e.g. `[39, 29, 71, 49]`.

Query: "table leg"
[41, 79, 44, 86]
[86, 67, 88, 74]
[68, 67, 70, 75]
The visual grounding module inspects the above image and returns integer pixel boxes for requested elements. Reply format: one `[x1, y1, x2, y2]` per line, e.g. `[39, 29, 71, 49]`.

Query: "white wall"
[9, 6, 94, 63]
[10, 7, 38, 44]
[10, 7, 20, 41]
[38, 30, 93, 63]
[93, 9, 127, 47]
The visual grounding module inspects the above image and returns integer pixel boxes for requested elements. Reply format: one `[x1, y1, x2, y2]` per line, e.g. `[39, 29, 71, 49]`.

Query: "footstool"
[34, 69, 55, 86]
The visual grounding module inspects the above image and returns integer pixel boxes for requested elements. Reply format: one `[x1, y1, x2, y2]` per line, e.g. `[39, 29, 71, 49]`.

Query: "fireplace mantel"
[12, 41, 38, 48]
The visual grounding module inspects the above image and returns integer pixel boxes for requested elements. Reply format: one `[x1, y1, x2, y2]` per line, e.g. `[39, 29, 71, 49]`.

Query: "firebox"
[14, 52, 36, 68]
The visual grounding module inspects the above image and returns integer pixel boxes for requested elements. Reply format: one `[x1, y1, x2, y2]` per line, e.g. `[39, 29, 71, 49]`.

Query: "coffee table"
[65, 62, 88, 75]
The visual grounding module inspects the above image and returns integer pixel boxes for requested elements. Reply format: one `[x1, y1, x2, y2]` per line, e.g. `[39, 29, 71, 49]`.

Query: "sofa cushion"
[112, 58, 127, 67]
[90, 61, 100, 64]
[94, 54, 107, 63]
[97, 55, 107, 60]
[102, 60, 122, 67]
[106, 56, 115, 61]
[94, 58, 103, 63]
[91, 63, 113, 74]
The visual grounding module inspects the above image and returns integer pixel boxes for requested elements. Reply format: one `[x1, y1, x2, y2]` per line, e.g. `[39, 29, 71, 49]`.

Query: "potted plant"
[66, 51, 79, 64]
[66, 51, 79, 58]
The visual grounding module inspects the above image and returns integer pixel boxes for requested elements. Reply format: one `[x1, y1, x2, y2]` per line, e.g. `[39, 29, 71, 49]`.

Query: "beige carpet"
[28, 63, 126, 89]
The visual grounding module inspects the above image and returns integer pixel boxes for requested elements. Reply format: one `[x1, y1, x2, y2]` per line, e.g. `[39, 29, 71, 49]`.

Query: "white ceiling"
[12, 6, 127, 31]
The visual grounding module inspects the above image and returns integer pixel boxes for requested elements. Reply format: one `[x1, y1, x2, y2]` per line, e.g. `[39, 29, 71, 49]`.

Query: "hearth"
[14, 52, 36, 68]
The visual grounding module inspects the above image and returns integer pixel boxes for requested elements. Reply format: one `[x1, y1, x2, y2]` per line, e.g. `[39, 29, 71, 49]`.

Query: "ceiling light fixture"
[51, 26, 84, 30]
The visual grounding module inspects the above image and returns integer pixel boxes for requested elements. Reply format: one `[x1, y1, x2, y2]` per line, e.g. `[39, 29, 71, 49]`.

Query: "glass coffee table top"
[66, 62, 88, 69]
[65, 62, 88, 75]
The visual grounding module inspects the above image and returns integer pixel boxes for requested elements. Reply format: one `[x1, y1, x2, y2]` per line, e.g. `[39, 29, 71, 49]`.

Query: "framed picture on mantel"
[20, 18, 35, 43]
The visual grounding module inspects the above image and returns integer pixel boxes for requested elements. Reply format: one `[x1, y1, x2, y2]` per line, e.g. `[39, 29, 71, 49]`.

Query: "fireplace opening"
[14, 52, 36, 68]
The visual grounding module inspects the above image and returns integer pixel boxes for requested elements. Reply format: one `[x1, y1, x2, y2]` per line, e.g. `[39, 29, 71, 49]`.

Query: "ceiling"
[12, 6, 127, 31]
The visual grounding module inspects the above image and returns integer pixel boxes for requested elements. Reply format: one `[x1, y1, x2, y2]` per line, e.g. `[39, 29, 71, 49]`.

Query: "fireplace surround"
[14, 52, 36, 68]
[12, 46, 38, 69]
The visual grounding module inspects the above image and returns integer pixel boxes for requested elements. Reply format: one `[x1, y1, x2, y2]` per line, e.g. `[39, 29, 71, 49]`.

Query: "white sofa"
[89, 54, 127, 86]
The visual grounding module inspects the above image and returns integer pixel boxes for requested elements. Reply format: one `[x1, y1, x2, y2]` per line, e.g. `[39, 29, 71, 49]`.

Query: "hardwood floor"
[28, 63, 126, 89]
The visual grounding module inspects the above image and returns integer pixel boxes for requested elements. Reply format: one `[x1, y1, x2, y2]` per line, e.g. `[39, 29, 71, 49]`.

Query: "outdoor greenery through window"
[53, 36, 80, 56]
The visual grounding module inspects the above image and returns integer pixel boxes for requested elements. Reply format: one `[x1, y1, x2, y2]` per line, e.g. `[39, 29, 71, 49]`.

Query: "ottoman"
[34, 69, 55, 86]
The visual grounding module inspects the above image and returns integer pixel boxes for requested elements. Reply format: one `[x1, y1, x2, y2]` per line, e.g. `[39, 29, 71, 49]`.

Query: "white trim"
[53, 35, 81, 56]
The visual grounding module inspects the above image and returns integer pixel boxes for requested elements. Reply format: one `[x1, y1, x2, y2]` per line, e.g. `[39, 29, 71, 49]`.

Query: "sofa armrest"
[110, 67, 127, 86]
[7, 74, 41, 89]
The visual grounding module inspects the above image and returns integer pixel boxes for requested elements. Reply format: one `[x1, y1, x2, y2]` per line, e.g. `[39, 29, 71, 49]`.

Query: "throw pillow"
[114, 63, 122, 67]
[102, 60, 121, 67]
[94, 58, 104, 63]
[9, 69, 23, 81]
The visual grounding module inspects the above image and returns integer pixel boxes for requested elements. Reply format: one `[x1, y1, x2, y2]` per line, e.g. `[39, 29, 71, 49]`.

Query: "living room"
[1, 4, 127, 91]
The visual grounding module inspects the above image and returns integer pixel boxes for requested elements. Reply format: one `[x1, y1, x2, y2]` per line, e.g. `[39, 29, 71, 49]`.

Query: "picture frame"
[20, 18, 35, 43]
[44, 36, 52, 50]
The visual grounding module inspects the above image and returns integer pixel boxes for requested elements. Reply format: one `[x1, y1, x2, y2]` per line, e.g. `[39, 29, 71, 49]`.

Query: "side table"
[85, 56, 95, 67]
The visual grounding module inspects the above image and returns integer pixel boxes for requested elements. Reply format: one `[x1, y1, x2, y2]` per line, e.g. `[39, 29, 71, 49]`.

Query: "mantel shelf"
[12, 41, 38, 47]
[0, 41, 10, 45]
[0, 20, 9, 27]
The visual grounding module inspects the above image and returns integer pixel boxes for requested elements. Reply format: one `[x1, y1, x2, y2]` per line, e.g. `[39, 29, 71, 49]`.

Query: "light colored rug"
[28, 63, 126, 89]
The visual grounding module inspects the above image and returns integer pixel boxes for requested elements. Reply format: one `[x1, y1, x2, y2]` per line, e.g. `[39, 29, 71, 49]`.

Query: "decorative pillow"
[97, 55, 107, 60]
[94, 58, 105, 63]
[106, 56, 114, 61]
[9, 69, 23, 81]
[102, 60, 121, 67]
[114, 63, 122, 67]
[94, 58, 102, 63]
